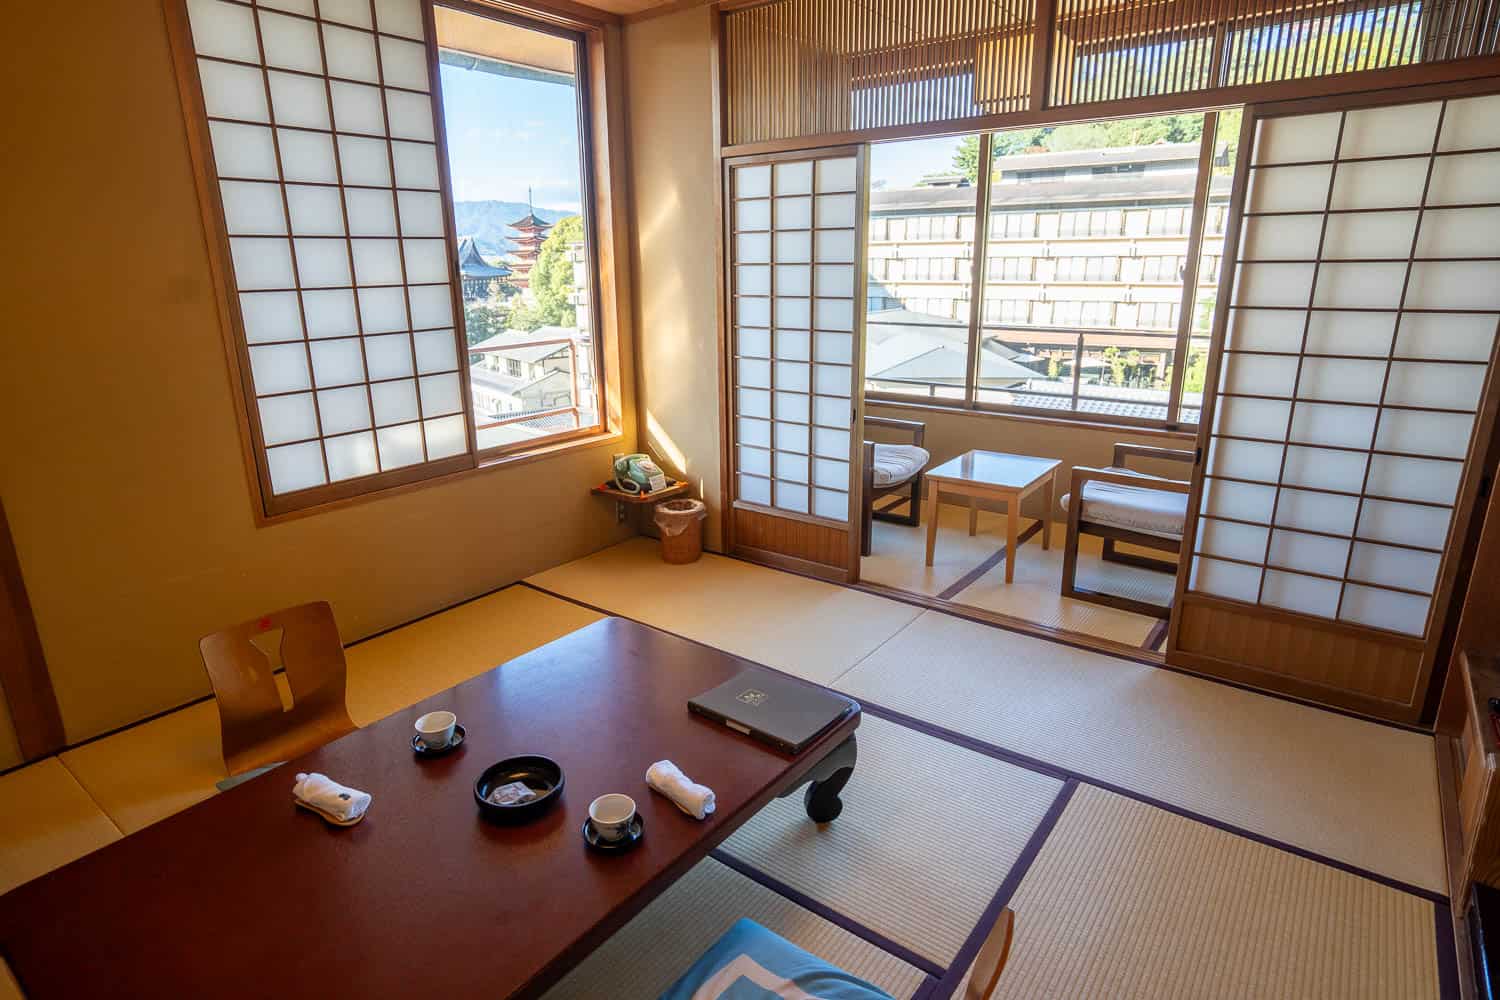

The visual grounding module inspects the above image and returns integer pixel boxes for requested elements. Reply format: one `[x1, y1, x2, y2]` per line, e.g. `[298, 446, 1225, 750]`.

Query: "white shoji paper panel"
[1190, 95, 1500, 640]
[731, 155, 859, 524]
[186, 0, 468, 495]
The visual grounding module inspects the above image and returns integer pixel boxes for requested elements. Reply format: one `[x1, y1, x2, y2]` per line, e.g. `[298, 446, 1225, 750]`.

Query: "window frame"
[164, 0, 623, 523]
[863, 112, 1224, 432]
[436, 1, 610, 464]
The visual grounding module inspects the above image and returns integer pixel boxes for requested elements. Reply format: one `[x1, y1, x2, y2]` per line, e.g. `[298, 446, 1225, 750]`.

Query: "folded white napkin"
[293, 772, 371, 824]
[646, 760, 716, 820]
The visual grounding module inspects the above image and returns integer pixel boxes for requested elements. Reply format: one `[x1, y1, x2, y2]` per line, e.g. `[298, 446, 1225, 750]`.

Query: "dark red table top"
[0, 617, 860, 998]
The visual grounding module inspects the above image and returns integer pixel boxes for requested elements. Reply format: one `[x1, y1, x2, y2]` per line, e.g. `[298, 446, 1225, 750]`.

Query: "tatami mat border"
[710, 849, 947, 979]
[1143, 617, 1170, 651]
[858, 699, 1447, 904]
[722, 553, 1435, 737]
[925, 780, 1079, 1000]
[932, 522, 1042, 602]
[1437, 900, 1459, 1000]
[523, 576, 1457, 996]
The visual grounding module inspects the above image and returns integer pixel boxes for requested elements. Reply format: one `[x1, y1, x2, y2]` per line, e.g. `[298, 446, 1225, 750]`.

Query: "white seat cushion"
[1059, 467, 1187, 540]
[871, 444, 929, 487]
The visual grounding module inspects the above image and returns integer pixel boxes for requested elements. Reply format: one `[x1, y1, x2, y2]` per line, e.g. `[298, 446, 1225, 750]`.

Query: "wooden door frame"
[1166, 75, 1500, 723]
[717, 145, 870, 582]
[0, 499, 65, 762]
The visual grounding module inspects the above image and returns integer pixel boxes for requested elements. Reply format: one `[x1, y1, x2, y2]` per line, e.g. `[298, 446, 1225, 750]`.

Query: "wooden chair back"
[198, 601, 356, 776]
[965, 907, 1015, 1000]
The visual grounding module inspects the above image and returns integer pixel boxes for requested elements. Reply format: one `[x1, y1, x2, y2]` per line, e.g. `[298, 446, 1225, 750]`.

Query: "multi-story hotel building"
[865, 141, 1232, 420]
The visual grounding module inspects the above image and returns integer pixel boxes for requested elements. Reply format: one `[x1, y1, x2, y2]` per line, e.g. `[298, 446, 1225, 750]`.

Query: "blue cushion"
[657, 918, 894, 1000]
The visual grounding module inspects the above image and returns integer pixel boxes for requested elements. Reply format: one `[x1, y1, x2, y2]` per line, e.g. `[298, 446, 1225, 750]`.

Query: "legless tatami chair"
[661, 907, 1015, 998]
[199, 601, 356, 776]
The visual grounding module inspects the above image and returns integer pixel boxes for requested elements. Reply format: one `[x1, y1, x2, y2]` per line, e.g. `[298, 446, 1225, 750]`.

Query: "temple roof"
[508, 212, 553, 231]
[457, 237, 512, 279]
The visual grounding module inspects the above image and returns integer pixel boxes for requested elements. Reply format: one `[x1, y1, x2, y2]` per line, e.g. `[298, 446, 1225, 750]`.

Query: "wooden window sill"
[256, 427, 625, 526]
[862, 397, 1199, 441]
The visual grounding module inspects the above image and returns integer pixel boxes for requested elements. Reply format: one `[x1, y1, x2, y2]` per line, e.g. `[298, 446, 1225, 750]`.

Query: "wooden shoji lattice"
[728, 151, 864, 525]
[1186, 91, 1500, 639]
[183, 0, 470, 504]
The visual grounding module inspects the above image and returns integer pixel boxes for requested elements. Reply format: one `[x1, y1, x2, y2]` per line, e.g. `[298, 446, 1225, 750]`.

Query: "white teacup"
[415, 710, 457, 750]
[589, 793, 637, 842]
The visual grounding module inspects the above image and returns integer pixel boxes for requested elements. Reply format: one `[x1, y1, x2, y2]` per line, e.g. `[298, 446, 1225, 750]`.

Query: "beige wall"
[0, 2, 636, 744]
[622, 7, 725, 549]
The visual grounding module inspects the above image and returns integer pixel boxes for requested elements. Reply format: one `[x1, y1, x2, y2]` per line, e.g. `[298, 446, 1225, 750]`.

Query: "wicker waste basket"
[654, 498, 707, 564]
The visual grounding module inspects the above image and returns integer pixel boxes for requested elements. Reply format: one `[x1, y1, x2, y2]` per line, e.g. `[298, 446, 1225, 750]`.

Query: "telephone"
[611, 453, 668, 495]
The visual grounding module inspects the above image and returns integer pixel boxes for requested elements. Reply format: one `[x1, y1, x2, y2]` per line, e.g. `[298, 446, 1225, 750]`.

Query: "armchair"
[1060, 443, 1194, 618]
[861, 416, 931, 557]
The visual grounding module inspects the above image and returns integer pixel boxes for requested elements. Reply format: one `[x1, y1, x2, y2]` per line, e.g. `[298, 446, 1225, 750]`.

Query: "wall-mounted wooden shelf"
[591, 481, 690, 504]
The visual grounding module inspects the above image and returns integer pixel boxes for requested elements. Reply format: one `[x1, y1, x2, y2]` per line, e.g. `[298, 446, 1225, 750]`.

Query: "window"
[435, 5, 603, 453]
[171, 0, 615, 516]
[863, 111, 1236, 428]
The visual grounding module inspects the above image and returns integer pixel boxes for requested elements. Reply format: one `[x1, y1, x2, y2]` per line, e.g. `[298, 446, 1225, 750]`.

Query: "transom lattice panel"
[729, 153, 864, 524]
[1048, 0, 1436, 106]
[723, 0, 1037, 146]
[184, 0, 468, 500]
[1187, 93, 1500, 639]
[722, 0, 1500, 145]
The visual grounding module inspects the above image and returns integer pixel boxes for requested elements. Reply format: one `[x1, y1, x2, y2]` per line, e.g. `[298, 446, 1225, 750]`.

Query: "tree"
[463, 300, 510, 347]
[953, 115, 1214, 182]
[952, 135, 988, 183]
[510, 215, 585, 332]
[1102, 345, 1127, 387]
[953, 129, 1056, 181]
[1182, 349, 1209, 394]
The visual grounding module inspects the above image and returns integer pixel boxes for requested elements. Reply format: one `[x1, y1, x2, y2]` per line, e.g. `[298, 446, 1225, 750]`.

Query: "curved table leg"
[779, 734, 857, 823]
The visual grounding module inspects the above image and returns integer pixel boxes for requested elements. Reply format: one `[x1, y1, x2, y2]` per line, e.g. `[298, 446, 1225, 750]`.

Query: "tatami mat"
[860, 505, 1009, 598]
[343, 585, 602, 725]
[984, 785, 1440, 999]
[944, 523, 1167, 648]
[0, 758, 120, 895]
[60, 700, 228, 836]
[527, 538, 923, 687]
[56, 586, 600, 837]
[720, 714, 1062, 965]
[837, 610, 1447, 893]
[541, 857, 928, 999]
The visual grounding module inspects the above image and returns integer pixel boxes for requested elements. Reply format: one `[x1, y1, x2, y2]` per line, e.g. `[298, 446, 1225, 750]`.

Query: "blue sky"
[438, 63, 583, 211]
[870, 134, 967, 189]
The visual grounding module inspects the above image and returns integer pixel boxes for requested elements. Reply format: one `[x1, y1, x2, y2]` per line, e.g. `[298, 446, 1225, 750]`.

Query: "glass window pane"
[435, 8, 596, 449]
[865, 136, 981, 403]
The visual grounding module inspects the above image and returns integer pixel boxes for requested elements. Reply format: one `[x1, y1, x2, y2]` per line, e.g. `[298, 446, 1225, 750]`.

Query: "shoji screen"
[726, 150, 867, 580]
[1171, 87, 1500, 722]
[177, 0, 470, 514]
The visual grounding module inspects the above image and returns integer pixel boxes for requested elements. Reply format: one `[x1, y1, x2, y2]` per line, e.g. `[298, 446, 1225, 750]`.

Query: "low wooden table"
[0, 618, 860, 998]
[924, 449, 1062, 583]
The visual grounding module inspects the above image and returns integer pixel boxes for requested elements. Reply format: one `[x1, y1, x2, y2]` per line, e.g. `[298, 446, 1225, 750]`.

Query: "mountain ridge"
[452, 200, 572, 258]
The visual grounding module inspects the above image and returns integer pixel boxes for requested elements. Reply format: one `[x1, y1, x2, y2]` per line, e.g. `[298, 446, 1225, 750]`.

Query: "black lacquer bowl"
[474, 755, 565, 824]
